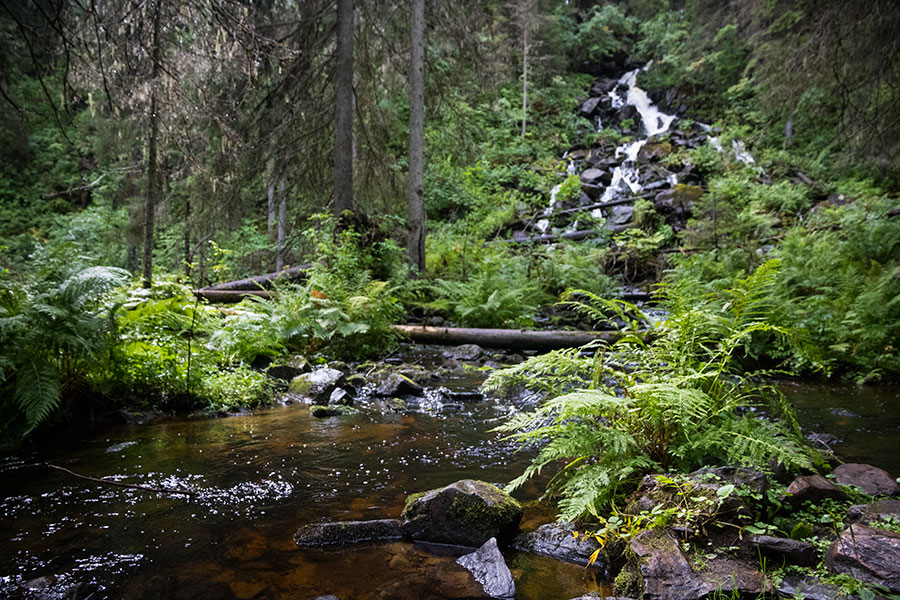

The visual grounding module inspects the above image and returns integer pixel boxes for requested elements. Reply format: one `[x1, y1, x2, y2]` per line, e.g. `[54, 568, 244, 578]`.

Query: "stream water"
[1, 347, 898, 599]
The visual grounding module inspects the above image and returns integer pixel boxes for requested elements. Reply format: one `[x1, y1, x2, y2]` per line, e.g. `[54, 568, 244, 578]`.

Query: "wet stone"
[513, 522, 601, 567]
[310, 405, 357, 418]
[776, 576, 846, 600]
[456, 537, 515, 599]
[374, 372, 424, 397]
[288, 368, 346, 404]
[445, 344, 483, 361]
[294, 519, 404, 547]
[328, 387, 353, 406]
[846, 500, 900, 527]
[748, 535, 817, 566]
[833, 463, 899, 497]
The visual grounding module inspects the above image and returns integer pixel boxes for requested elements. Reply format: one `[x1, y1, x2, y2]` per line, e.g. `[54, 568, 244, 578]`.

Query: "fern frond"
[14, 361, 61, 432]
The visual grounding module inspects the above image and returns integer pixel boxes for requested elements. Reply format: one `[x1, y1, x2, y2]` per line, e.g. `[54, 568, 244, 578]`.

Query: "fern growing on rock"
[487, 259, 817, 521]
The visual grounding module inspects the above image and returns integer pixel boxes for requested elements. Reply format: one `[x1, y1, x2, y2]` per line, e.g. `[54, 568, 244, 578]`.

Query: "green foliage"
[488, 261, 815, 521]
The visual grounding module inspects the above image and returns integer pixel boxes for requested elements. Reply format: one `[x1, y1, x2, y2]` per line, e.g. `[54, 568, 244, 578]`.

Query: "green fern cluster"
[488, 260, 816, 521]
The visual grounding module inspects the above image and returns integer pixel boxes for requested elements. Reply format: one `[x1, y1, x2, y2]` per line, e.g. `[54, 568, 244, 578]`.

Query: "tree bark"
[204, 264, 312, 291]
[193, 289, 273, 303]
[520, 0, 529, 137]
[266, 158, 275, 238]
[276, 176, 287, 272]
[392, 325, 623, 350]
[142, 0, 163, 289]
[407, 0, 426, 275]
[333, 0, 354, 218]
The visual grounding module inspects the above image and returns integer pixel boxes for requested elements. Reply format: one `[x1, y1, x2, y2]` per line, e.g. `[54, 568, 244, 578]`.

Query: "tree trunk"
[194, 289, 273, 303]
[266, 158, 275, 238]
[183, 194, 191, 277]
[142, 0, 163, 289]
[392, 325, 624, 350]
[276, 176, 287, 272]
[407, 0, 426, 275]
[204, 264, 312, 291]
[520, 0, 529, 138]
[333, 0, 354, 218]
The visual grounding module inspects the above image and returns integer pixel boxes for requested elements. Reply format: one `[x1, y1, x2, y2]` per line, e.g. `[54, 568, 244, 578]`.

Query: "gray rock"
[846, 500, 900, 527]
[266, 356, 310, 381]
[289, 368, 346, 404]
[785, 474, 850, 507]
[310, 404, 357, 418]
[776, 575, 846, 600]
[456, 537, 515, 599]
[374, 373, 424, 397]
[513, 522, 600, 567]
[579, 96, 601, 117]
[833, 463, 899, 497]
[445, 344, 483, 361]
[294, 519, 403, 547]
[826, 525, 900, 592]
[609, 204, 634, 225]
[580, 167, 608, 186]
[401, 479, 523, 547]
[308, 596, 340, 600]
[748, 534, 817, 566]
[622, 529, 765, 600]
[329, 387, 353, 406]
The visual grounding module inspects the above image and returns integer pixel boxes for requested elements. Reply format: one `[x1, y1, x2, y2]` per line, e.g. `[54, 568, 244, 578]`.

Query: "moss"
[445, 482, 522, 532]
[613, 563, 643, 598]
[401, 491, 429, 517]
[309, 405, 356, 418]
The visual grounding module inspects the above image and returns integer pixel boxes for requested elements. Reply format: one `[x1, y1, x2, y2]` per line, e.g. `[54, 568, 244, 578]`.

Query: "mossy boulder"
[400, 479, 523, 547]
[288, 367, 346, 404]
[310, 404, 357, 418]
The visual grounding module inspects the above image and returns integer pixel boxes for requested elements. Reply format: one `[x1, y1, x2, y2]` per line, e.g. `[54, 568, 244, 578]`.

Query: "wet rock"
[294, 519, 404, 547]
[833, 463, 899, 496]
[328, 387, 353, 406]
[826, 524, 900, 592]
[401, 479, 523, 547]
[846, 500, 900, 527]
[748, 535, 817, 566]
[776, 575, 846, 600]
[580, 168, 608, 186]
[374, 372, 424, 397]
[579, 96, 602, 117]
[513, 522, 600, 567]
[116, 409, 159, 425]
[445, 344, 483, 361]
[637, 142, 672, 162]
[590, 77, 617, 96]
[288, 368, 346, 404]
[609, 205, 634, 225]
[784, 475, 849, 507]
[307, 596, 340, 600]
[310, 404, 357, 418]
[266, 355, 310, 381]
[621, 529, 765, 600]
[456, 537, 515, 599]
[344, 373, 367, 389]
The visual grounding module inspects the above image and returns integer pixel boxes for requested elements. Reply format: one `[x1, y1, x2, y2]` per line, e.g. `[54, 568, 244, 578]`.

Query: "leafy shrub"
[487, 261, 815, 520]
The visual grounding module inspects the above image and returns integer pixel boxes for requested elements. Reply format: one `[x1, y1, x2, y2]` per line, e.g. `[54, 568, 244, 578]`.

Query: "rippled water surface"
[2, 357, 897, 599]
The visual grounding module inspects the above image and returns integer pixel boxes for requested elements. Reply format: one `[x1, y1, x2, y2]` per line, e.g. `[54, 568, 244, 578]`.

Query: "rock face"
[401, 480, 523, 547]
[294, 519, 403, 547]
[833, 463, 899, 496]
[621, 529, 765, 600]
[288, 368, 346, 403]
[456, 537, 515, 599]
[784, 474, 849, 506]
[826, 525, 900, 593]
[513, 522, 600, 567]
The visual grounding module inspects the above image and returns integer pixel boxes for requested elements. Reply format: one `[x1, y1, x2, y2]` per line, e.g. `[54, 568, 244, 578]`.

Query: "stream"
[1, 345, 898, 599]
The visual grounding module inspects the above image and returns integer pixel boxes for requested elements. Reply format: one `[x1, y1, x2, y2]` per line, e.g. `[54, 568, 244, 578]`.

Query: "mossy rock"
[310, 405, 357, 418]
[400, 479, 523, 547]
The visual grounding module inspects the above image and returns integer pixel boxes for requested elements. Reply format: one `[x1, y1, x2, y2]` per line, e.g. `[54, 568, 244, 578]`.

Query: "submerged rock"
[289, 368, 346, 404]
[294, 519, 403, 547]
[826, 524, 900, 592]
[310, 405, 357, 418]
[513, 522, 601, 568]
[456, 537, 515, 599]
[401, 479, 523, 547]
[833, 463, 899, 497]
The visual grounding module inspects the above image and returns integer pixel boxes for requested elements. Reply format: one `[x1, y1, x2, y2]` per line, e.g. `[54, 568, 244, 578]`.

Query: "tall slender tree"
[333, 0, 354, 218]
[142, 0, 164, 288]
[407, 0, 426, 275]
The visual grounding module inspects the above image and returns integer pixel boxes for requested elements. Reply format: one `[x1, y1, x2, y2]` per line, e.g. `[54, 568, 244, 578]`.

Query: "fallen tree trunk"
[392, 324, 626, 350]
[194, 289, 273, 303]
[206, 263, 312, 291]
[509, 225, 628, 244]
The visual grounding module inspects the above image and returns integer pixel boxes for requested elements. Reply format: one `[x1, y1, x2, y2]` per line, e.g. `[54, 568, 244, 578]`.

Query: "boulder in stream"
[513, 522, 601, 568]
[288, 368, 346, 404]
[456, 537, 515, 599]
[833, 463, 899, 496]
[401, 479, 523, 547]
[374, 372, 424, 397]
[294, 519, 404, 547]
[310, 404, 357, 418]
[444, 344, 483, 361]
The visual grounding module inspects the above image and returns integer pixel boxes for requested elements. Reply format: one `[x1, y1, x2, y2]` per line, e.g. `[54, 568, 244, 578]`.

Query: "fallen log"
[206, 263, 312, 291]
[508, 225, 628, 245]
[194, 289, 273, 303]
[392, 324, 627, 350]
[48, 464, 197, 496]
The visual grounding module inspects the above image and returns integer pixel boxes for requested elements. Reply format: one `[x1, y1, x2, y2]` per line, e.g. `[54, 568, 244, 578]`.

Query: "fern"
[491, 260, 817, 520]
[13, 361, 61, 433]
